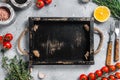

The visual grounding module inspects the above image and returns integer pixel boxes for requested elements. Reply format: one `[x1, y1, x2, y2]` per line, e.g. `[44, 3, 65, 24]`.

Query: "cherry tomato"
[43, 0, 52, 4]
[95, 70, 102, 78]
[4, 33, 13, 42]
[88, 73, 96, 80]
[115, 72, 120, 79]
[101, 66, 109, 73]
[108, 75, 116, 80]
[79, 74, 88, 80]
[102, 77, 108, 80]
[0, 35, 3, 44]
[115, 62, 120, 69]
[3, 42, 12, 49]
[36, 0, 45, 8]
[108, 65, 116, 72]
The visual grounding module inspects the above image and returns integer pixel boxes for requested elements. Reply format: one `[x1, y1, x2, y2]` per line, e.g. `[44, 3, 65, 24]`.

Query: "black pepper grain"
[15, 0, 27, 4]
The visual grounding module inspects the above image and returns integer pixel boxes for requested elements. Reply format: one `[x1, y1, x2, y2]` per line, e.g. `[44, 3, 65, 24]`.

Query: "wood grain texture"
[0, 0, 115, 80]
[29, 17, 94, 65]
[106, 41, 112, 66]
[114, 39, 119, 62]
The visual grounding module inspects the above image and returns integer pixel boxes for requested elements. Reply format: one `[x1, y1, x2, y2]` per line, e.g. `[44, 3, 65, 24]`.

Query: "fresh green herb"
[2, 56, 33, 80]
[93, 0, 120, 20]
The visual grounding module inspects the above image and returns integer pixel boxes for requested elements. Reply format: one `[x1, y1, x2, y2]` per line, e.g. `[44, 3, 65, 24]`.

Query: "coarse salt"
[0, 7, 10, 21]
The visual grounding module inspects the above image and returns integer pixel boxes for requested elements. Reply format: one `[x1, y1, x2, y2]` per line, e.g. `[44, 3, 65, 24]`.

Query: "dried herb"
[2, 55, 33, 80]
[93, 0, 120, 20]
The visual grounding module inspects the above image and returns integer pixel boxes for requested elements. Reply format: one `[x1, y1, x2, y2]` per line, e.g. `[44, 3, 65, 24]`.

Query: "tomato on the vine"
[0, 35, 3, 44]
[88, 73, 96, 80]
[108, 75, 116, 80]
[115, 62, 120, 69]
[3, 42, 12, 49]
[4, 33, 13, 42]
[43, 0, 52, 5]
[36, 0, 45, 8]
[102, 77, 108, 80]
[115, 72, 120, 79]
[95, 70, 102, 78]
[108, 65, 116, 72]
[79, 74, 88, 80]
[101, 66, 109, 73]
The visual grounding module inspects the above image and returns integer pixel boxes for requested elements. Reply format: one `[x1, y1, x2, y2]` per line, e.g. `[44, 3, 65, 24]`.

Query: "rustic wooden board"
[29, 17, 94, 65]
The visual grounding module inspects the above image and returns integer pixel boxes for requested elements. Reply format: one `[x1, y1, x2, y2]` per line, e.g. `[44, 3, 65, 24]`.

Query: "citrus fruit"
[94, 6, 110, 22]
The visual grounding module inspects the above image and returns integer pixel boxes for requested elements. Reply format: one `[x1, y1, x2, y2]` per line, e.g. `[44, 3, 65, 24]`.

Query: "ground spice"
[15, 0, 27, 4]
[0, 7, 10, 21]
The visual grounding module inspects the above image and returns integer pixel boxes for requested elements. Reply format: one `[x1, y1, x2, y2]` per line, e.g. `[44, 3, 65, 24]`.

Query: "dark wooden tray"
[29, 17, 94, 65]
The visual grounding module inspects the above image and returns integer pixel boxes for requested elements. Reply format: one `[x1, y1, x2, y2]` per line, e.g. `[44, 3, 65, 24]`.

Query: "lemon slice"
[94, 6, 111, 22]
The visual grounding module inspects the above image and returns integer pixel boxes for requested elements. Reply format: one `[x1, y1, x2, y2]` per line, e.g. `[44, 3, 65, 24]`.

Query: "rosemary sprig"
[2, 56, 33, 80]
[93, 0, 120, 20]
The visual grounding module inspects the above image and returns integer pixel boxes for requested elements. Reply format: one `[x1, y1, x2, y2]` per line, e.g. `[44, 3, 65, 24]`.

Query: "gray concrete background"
[0, 0, 120, 80]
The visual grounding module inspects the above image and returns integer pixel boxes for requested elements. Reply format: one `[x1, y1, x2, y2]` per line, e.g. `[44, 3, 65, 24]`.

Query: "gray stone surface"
[0, 0, 119, 80]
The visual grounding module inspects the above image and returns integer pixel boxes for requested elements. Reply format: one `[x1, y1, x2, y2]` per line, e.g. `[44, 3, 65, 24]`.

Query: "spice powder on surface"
[0, 7, 10, 21]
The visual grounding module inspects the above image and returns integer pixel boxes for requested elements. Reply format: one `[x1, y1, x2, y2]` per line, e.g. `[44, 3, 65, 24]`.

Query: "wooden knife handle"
[114, 39, 119, 62]
[106, 41, 112, 66]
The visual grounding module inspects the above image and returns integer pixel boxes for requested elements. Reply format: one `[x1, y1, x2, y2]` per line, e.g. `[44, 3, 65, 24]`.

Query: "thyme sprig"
[93, 0, 120, 20]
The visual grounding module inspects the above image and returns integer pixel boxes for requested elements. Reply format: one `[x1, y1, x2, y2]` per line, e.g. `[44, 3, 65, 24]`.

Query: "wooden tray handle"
[94, 27, 104, 54]
[18, 26, 104, 55]
[84, 24, 104, 55]
[17, 28, 29, 55]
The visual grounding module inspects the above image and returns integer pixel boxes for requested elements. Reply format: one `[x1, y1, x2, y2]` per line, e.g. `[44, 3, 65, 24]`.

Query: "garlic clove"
[38, 72, 46, 79]
[81, 0, 90, 3]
